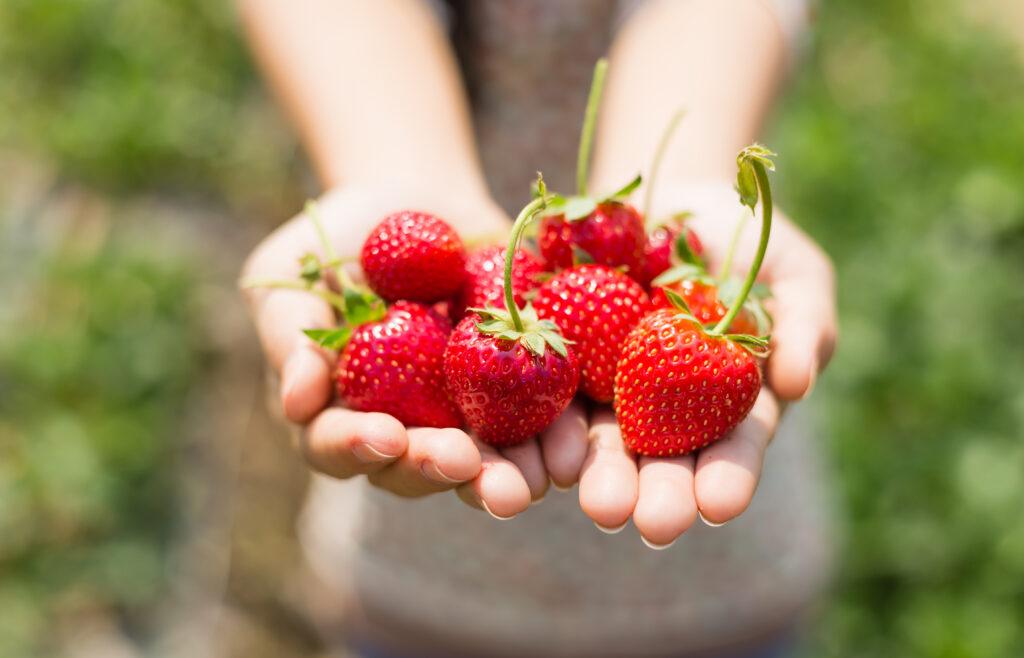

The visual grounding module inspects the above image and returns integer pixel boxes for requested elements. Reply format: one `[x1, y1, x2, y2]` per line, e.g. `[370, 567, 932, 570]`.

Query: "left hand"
[549, 182, 837, 547]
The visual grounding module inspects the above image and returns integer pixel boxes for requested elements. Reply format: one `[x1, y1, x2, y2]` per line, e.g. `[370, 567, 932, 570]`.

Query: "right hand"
[240, 184, 589, 518]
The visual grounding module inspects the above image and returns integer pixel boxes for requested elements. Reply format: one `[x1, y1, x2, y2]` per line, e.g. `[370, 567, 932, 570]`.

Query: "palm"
[560, 182, 837, 546]
[242, 184, 571, 518]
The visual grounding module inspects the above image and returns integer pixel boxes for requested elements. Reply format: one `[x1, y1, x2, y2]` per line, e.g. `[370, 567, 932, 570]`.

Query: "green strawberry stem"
[575, 58, 608, 197]
[504, 195, 549, 332]
[241, 277, 349, 312]
[305, 200, 364, 295]
[642, 108, 686, 229]
[718, 208, 751, 279]
[712, 151, 773, 336]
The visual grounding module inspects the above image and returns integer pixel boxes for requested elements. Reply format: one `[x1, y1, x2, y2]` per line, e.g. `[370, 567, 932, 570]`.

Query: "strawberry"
[248, 202, 462, 428]
[639, 220, 704, 288]
[453, 245, 544, 320]
[538, 201, 646, 276]
[614, 308, 761, 456]
[335, 301, 462, 427]
[360, 210, 467, 303]
[537, 58, 647, 279]
[651, 278, 760, 336]
[534, 264, 650, 402]
[444, 180, 580, 447]
[445, 310, 579, 447]
[614, 145, 778, 456]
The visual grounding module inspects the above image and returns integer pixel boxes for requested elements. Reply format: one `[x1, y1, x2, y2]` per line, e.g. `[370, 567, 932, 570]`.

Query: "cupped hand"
[557, 182, 838, 546]
[241, 184, 589, 519]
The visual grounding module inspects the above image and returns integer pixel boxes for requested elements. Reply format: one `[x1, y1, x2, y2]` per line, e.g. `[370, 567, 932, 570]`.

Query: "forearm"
[590, 0, 787, 191]
[238, 0, 487, 195]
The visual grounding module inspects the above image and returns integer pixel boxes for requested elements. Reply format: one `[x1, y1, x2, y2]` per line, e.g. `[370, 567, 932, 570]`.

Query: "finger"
[256, 288, 337, 424]
[457, 439, 533, 519]
[301, 408, 407, 479]
[633, 455, 698, 549]
[765, 246, 837, 401]
[694, 389, 780, 525]
[500, 439, 550, 503]
[539, 400, 589, 490]
[368, 427, 481, 497]
[578, 407, 639, 532]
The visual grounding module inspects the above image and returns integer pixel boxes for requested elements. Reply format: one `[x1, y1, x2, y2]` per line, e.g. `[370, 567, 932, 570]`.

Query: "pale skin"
[238, 0, 837, 544]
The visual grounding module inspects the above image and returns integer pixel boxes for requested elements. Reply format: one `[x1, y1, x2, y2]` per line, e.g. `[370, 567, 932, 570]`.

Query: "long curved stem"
[305, 200, 360, 293]
[504, 197, 548, 331]
[642, 109, 686, 229]
[718, 208, 751, 279]
[241, 277, 348, 312]
[576, 58, 608, 197]
[712, 162, 772, 335]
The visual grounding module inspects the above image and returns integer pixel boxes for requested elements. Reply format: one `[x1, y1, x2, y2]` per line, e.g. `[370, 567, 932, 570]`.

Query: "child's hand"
[563, 182, 837, 546]
[241, 184, 582, 518]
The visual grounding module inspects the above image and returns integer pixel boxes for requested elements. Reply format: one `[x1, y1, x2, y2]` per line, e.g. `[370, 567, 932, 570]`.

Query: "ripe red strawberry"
[336, 301, 462, 428]
[444, 180, 580, 447]
[614, 143, 779, 457]
[360, 210, 467, 302]
[639, 222, 704, 288]
[453, 246, 544, 320]
[538, 201, 646, 277]
[651, 278, 760, 336]
[445, 310, 579, 447]
[537, 59, 647, 280]
[534, 264, 650, 403]
[614, 308, 761, 456]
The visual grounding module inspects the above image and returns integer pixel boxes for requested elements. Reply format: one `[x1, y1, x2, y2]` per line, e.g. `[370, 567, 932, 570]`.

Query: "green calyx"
[471, 305, 571, 358]
[242, 200, 386, 352]
[660, 287, 771, 358]
[539, 174, 642, 222]
[475, 174, 572, 359]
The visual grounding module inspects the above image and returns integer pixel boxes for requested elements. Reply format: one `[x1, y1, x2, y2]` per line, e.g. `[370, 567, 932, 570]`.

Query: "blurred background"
[2, 0, 1023, 656]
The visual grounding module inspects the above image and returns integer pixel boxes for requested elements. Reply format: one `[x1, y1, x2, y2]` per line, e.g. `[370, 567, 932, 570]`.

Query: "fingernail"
[800, 356, 819, 400]
[552, 482, 574, 492]
[641, 536, 677, 551]
[282, 348, 318, 401]
[352, 442, 396, 463]
[480, 499, 516, 521]
[530, 493, 546, 506]
[698, 510, 726, 528]
[280, 354, 300, 401]
[594, 520, 628, 534]
[420, 460, 461, 485]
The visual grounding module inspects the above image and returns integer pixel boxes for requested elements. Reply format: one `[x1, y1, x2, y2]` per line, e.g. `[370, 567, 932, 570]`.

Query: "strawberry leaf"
[343, 289, 386, 325]
[563, 196, 598, 221]
[303, 327, 353, 350]
[661, 287, 693, 314]
[674, 230, 704, 268]
[717, 277, 742, 307]
[299, 253, 323, 284]
[522, 332, 546, 357]
[539, 330, 569, 358]
[727, 333, 771, 357]
[572, 244, 595, 265]
[651, 264, 709, 287]
[602, 173, 643, 202]
[736, 161, 759, 210]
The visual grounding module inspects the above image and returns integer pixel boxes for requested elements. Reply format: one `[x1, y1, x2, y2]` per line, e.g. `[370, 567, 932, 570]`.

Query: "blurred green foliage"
[0, 0, 300, 214]
[0, 223, 208, 656]
[773, 0, 1024, 656]
[1, 0, 1023, 656]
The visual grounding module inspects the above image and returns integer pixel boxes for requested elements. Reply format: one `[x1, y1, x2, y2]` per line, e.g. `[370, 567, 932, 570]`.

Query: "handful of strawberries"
[251, 59, 778, 461]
